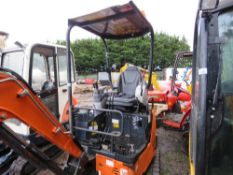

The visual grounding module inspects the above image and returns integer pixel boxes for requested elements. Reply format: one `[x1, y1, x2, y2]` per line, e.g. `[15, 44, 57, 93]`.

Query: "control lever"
[93, 82, 98, 90]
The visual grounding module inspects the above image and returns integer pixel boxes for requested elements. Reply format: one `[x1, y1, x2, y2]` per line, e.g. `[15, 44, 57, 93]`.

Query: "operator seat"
[107, 65, 144, 109]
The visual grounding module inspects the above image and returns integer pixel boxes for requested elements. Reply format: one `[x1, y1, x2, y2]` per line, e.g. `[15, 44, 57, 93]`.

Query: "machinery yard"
[1, 0, 233, 175]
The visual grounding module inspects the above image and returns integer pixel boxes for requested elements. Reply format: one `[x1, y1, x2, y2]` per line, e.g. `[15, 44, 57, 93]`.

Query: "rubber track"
[146, 149, 160, 175]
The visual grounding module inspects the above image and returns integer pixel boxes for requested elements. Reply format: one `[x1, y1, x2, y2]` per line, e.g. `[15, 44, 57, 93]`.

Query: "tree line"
[57, 32, 190, 73]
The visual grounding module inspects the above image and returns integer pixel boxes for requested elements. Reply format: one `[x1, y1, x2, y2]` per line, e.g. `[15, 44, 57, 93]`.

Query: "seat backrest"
[119, 65, 142, 97]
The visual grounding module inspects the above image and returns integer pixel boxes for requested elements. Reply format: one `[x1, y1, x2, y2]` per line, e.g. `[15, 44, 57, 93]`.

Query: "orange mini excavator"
[0, 1, 158, 175]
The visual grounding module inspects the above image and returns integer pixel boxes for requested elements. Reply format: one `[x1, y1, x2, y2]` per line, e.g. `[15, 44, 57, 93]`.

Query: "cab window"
[48, 56, 55, 82]
[2, 51, 24, 76]
[30, 46, 56, 92]
[57, 48, 75, 86]
[31, 53, 48, 91]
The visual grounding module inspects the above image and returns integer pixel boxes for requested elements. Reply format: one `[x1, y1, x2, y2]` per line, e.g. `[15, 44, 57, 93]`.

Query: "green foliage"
[56, 32, 190, 73]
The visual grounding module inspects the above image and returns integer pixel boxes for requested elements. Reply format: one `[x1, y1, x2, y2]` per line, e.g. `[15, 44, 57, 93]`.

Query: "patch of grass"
[78, 73, 97, 80]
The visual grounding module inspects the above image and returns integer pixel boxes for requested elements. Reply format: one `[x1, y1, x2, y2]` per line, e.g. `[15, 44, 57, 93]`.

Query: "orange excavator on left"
[0, 68, 84, 174]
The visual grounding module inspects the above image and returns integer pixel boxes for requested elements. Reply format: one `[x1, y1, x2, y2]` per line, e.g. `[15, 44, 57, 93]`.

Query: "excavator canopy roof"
[68, 1, 153, 39]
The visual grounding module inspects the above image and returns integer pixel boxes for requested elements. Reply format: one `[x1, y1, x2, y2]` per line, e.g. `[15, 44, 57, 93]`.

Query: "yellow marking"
[189, 131, 195, 175]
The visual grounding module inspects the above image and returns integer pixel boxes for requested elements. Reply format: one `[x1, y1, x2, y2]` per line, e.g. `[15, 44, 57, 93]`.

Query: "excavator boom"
[0, 70, 82, 159]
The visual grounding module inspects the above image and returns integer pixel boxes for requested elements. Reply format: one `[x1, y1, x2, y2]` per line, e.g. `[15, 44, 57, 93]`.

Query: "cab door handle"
[62, 88, 67, 92]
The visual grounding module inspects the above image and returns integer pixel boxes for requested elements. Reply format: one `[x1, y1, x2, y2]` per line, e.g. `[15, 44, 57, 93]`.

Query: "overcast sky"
[0, 0, 199, 48]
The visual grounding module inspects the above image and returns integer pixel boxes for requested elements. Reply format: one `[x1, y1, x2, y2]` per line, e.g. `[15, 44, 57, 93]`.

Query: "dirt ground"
[157, 127, 189, 175]
[36, 84, 189, 175]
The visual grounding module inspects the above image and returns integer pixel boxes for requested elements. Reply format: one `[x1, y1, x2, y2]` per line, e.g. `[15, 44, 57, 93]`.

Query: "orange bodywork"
[96, 109, 157, 175]
[0, 71, 82, 158]
[61, 96, 78, 123]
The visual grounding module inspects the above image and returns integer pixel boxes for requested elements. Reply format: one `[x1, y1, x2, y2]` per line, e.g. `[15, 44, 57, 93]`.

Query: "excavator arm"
[0, 70, 82, 160]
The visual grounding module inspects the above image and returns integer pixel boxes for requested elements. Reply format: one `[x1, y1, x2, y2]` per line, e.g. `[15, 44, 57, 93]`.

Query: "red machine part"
[0, 71, 82, 158]
[178, 91, 191, 102]
[148, 90, 168, 102]
[163, 108, 191, 129]
[61, 97, 78, 123]
[166, 92, 178, 110]
[148, 79, 192, 129]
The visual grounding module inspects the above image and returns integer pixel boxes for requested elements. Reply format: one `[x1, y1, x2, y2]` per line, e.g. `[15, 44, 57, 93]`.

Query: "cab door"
[30, 45, 59, 118]
[57, 47, 76, 121]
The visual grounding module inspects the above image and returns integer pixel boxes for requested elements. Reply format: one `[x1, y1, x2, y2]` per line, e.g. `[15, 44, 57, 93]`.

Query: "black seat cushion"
[108, 95, 136, 107]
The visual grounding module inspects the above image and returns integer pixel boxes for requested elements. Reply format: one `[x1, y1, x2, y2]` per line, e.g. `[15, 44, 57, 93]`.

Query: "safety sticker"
[120, 169, 128, 175]
[106, 159, 114, 167]
[198, 68, 207, 75]
[112, 119, 119, 128]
